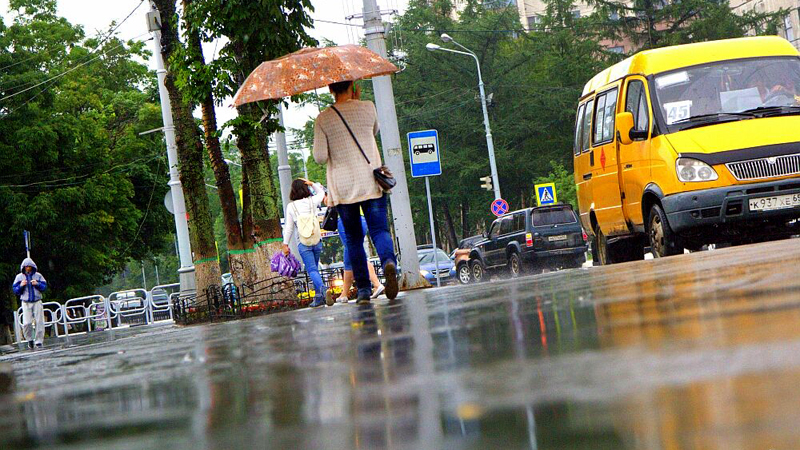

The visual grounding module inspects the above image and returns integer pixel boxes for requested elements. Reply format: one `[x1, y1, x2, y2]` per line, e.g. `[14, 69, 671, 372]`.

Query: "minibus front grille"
[726, 153, 800, 181]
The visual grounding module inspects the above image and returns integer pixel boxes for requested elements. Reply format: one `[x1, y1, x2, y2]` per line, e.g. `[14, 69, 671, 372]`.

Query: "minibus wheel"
[595, 227, 613, 265]
[648, 204, 682, 258]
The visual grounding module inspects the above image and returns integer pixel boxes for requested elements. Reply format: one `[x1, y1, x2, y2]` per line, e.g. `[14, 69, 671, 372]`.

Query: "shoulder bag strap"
[330, 105, 371, 165]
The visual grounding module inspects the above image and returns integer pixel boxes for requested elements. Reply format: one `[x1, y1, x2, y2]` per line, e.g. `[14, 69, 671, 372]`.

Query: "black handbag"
[330, 105, 396, 191]
[321, 206, 338, 231]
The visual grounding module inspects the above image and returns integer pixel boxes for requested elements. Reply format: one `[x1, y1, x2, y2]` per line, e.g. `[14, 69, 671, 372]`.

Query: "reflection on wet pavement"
[3, 239, 800, 449]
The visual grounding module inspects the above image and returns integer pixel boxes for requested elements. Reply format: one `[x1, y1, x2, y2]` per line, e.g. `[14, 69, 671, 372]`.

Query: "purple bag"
[271, 251, 301, 278]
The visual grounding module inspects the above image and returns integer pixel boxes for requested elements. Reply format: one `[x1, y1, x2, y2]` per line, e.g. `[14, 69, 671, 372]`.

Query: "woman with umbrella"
[313, 81, 397, 304]
[233, 45, 400, 304]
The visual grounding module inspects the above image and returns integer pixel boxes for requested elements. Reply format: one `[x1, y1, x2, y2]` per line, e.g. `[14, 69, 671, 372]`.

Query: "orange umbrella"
[231, 45, 399, 107]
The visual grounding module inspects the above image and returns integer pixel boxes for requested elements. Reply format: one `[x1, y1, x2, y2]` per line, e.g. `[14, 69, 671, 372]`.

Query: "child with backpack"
[282, 179, 330, 307]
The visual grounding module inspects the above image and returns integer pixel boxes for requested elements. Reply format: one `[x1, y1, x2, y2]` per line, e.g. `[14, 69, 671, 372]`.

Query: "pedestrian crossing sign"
[535, 183, 557, 206]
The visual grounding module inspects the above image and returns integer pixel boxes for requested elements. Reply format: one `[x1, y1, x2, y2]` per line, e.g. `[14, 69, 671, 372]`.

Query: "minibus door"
[617, 77, 652, 228]
[591, 87, 627, 235]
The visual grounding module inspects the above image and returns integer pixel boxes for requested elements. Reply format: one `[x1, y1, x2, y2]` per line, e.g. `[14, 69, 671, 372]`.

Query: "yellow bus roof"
[582, 36, 800, 96]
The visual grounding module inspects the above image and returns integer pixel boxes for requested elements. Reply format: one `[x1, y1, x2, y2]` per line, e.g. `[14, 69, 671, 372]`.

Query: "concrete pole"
[475, 62, 502, 200]
[362, 0, 423, 287]
[274, 104, 300, 258]
[147, 3, 195, 292]
[275, 104, 292, 210]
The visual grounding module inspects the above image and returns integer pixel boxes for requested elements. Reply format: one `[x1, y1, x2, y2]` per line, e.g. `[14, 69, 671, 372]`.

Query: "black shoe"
[35, 343, 43, 349]
[356, 289, 371, 305]
[27, 341, 34, 350]
[384, 262, 398, 300]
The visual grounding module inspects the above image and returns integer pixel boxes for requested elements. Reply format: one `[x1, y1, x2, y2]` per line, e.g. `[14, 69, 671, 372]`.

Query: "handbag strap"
[330, 105, 371, 165]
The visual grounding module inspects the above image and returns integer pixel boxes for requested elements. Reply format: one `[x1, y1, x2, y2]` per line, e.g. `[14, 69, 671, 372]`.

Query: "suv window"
[514, 213, 526, 232]
[500, 217, 513, 235]
[488, 221, 500, 239]
[531, 207, 577, 226]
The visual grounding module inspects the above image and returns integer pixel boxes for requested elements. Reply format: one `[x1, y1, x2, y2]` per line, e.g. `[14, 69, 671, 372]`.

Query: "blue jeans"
[337, 195, 396, 294]
[338, 215, 368, 271]
[298, 242, 325, 299]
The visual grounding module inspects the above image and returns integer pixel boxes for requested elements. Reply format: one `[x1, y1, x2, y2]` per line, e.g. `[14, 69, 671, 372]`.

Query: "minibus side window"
[601, 89, 618, 142]
[574, 104, 586, 156]
[581, 99, 594, 152]
[593, 94, 607, 144]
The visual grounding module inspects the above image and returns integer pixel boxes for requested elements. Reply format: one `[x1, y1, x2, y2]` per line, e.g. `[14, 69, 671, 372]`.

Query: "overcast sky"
[0, 0, 409, 151]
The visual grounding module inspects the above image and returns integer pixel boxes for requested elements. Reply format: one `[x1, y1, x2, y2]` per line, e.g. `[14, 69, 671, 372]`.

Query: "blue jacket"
[12, 258, 47, 303]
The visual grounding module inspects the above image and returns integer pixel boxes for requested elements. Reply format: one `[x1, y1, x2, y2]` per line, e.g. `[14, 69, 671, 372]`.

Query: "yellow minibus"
[574, 36, 800, 263]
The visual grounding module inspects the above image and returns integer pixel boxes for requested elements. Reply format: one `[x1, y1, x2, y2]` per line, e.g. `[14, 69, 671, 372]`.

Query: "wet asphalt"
[2, 239, 800, 449]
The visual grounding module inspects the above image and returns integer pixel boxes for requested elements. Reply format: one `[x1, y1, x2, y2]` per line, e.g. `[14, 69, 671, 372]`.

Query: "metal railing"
[11, 285, 183, 345]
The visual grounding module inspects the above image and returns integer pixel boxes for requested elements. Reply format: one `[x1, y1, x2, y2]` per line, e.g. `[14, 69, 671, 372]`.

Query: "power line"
[1, 154, 161, 188]
[0, 33, 151, 101]
[92, 0, 146, 51]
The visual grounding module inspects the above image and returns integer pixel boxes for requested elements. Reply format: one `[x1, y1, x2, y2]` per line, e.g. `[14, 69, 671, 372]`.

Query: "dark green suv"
[468, 204, 588, 281]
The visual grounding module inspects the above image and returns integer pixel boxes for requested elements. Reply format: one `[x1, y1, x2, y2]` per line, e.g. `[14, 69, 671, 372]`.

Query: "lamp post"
[426, 35, 501, 200]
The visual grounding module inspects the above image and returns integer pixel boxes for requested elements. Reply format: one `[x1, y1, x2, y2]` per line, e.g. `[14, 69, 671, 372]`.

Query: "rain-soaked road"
[3, 239, 800, 449]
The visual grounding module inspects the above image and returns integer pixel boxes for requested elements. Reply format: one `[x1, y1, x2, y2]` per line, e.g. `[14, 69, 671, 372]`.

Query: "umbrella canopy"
[232, 45, 399, 107]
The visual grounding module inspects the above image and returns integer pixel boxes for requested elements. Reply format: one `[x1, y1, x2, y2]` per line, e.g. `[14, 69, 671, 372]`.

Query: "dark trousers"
[337, 195, 396, 295]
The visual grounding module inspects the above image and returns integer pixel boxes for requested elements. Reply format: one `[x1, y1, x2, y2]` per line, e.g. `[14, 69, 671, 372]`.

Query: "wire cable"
[0, 33, 151, 102]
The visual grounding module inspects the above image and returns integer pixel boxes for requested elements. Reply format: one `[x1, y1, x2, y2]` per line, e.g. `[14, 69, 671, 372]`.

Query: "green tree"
[585, 0, 784, 50]
[152, 0, 221, 294]
[183, 0, 317, 286]
[0, 0, 175, 300]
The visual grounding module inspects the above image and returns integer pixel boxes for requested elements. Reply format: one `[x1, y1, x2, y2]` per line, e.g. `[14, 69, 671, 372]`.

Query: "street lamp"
[426, 33, 501, 200]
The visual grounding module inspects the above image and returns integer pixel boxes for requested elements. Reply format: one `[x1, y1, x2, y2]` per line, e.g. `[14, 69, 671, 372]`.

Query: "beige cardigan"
[312, 100, 383, 206]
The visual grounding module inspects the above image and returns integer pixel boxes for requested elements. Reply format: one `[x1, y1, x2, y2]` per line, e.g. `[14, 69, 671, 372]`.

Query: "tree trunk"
[182, 0, 245, 287]
[153, 0, 221, 296]
[234, 102, 293, 300]
[441, 201, 458, 250]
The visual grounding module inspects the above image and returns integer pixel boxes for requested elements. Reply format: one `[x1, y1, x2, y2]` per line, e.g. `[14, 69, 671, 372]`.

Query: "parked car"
[417, 246, 455, 285]
[468, 204, 588, 282]
[453, 235, 484, 285]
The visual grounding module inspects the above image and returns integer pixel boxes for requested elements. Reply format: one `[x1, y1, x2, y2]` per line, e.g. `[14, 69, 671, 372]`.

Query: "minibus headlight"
[676, 158, 718, 182]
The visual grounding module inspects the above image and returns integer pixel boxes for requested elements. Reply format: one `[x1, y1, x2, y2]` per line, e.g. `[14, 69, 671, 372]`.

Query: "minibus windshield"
[654, 57, 800, 132]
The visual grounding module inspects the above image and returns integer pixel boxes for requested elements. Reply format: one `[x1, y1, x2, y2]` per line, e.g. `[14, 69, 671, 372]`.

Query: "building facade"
[730, 0, 800, 51]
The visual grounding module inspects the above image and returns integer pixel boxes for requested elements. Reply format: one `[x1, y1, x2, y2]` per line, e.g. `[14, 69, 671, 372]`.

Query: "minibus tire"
[648, 204, 682, 258]
[594, 227, 614, 265]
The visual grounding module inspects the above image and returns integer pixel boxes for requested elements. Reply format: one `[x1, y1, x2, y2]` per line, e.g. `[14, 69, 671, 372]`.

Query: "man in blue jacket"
[12, 258, 47, 349]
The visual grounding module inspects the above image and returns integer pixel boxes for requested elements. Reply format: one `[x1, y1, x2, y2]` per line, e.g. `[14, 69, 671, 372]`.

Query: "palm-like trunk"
[153, 0, 220, 296]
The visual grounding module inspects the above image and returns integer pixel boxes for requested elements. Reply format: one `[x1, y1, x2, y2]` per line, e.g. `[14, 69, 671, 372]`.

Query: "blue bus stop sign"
[407, 129, 441, 178]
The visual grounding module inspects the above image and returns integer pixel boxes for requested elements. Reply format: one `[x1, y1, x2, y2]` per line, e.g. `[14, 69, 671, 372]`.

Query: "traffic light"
[480, 175, 493, 191]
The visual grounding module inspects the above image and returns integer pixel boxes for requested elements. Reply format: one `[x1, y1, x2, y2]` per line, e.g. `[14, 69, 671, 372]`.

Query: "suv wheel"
[509, 252, 522, 278]
[648, 204, 682, 258]
[470, 260, 486, 283]
[457, 262, 472, 284]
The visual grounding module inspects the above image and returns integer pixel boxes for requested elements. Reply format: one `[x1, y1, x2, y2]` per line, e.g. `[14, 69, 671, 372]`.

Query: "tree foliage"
[0, 0, 173, 300]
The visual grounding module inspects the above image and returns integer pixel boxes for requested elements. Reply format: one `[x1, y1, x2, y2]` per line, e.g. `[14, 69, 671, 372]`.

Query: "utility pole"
[275, 103, 292, 210]
[362, 0, 423, 288]
[274, 104, 300, 259]
[146, 3, 195, 292]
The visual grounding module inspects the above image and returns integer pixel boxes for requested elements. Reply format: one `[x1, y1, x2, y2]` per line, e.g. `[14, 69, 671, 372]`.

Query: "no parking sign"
[491, 198, 509, 217]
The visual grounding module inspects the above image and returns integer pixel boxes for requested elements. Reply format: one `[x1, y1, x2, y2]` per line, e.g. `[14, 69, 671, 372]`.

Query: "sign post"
[408, 129, 443, 287]
[23, 230, 30, 258]
[535, 183, 558, 206]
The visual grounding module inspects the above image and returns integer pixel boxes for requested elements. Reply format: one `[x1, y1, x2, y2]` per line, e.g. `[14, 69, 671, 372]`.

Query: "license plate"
[749, 193, 800, 212]
[549, 235, 567, 242]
